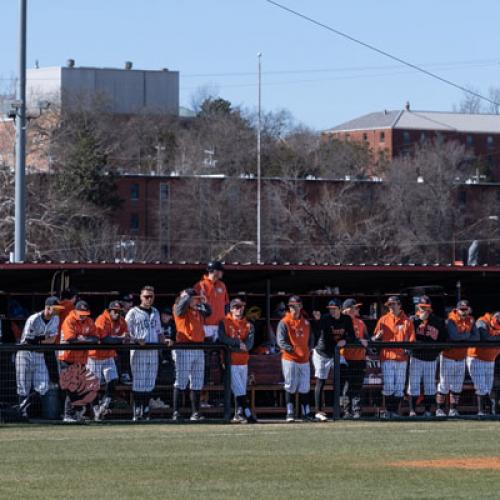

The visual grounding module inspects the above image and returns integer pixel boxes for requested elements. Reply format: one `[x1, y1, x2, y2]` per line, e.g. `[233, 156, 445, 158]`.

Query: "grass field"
[1, 421, 500, 499]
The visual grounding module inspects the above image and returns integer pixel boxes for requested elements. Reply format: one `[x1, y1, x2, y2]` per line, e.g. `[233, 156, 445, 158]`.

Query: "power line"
[265, 0, 500, 107]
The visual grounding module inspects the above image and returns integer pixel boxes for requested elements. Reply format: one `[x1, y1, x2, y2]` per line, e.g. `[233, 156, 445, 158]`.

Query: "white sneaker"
[409, 410, 417, 417]
[63, 415, 78, 423]
[286, 413, 295, 423]
[315, 411, 328, 422]
[93, 405, 102, 421]
[448, 408, 460, 417]
[435, 408, 446, 417]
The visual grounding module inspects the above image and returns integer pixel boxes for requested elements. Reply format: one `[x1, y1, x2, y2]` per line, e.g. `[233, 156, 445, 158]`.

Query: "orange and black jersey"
[411, 313, 447, 361]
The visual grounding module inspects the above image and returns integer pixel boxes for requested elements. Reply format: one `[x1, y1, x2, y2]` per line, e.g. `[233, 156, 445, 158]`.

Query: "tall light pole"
[256, 52, 262, 264]
[14, 0, 27, 262]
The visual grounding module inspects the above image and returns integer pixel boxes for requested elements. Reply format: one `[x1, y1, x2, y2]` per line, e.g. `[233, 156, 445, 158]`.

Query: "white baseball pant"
[381, 360, 407, 397]
[407, 357, 438, 396]
[282, 359, 310, 394]
[86, 358, 119, 385]
[466, 357, 495, 396]
[173, 349, 205, 391]
[437, 355, 465, 394]
[130, 350, 159, 392]
[312, 349, 333, 379]
[230, 365, 248, 397]
[15, 351, 50, 397]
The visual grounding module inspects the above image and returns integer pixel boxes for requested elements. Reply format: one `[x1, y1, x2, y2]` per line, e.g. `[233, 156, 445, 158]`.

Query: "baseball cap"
[108, 300, 123, 311]
[185, 288, 201, 298]
[230, 298, 245, 309]
[385, 295, 401, 305]
[342, 298, 362, 310]
[327, 298, 342, 308]
[161, 306, 172, 315]
[417, 295, 432, 309]
[120, 293, 134, 302]
[45, 296, 64, 310]
[288, 295, 302, 306]
[75, 300, 91, 316]
[207, 260, 224, 272]
[457, 299, 470, 310]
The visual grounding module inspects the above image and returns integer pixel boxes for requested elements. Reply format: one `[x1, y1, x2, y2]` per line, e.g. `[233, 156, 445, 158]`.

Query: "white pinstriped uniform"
[282, 359, 310, 394]
[466, 357, 495, 395]
[437, 355, 465, 394]
[16, 312, 59, 397]
[407, 357, 438, 396]
[125, 307, 161, 392]
[86, 358, 118, 384]
[172, 350, 204, 390]
[230, 365, 248, 397]
[381, 360, 407, 397]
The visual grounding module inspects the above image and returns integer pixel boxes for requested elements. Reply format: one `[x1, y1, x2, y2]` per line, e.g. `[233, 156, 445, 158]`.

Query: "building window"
[458, 190, 467, 205]
[487, 135, 494, 150]
[345, 133, 350, 141]
[466, 134, 473, 147]
[130, 183, 140, 201]
[379, 131, 385, 143]
[160, 183, 169, 203]
[403, 131, 411, 145]
[130, 213, 140, 233]
[362, 133, 368, 141]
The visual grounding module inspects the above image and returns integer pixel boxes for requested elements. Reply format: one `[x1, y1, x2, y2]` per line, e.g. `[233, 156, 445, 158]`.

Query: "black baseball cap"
[288, 295, 302, 306]
[108, 300, 123, 311]
[385, 295, 401, 305]
[161, 306, 173, 315]
[417, 295, 432, 309]
[120, 293, 134, 302]
[207, 260, 224, 272]
[457, 299, 470, 310]
[327, 298, 342, 308]
[45, 296, 64, 310]
[342, 298, 362, 309]
[230, 298, 245, 309]
[75, 300, 91, 316]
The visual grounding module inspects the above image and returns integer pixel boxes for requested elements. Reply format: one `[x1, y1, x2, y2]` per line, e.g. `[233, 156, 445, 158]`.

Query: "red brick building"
[323, 105, 500, 180]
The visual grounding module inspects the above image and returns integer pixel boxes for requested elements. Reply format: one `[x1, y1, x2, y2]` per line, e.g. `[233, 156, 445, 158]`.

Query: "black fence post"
[333, 345, 341, 420]
[222, 346, 232, 422]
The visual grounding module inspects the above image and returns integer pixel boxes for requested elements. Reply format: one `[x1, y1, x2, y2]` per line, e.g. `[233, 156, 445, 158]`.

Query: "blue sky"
[1, 0, 499, 130]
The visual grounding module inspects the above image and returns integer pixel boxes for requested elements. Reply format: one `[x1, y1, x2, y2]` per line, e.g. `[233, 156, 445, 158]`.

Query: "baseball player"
[218, 298, 257, 423]
[407, 296, 446, 417]
[436, 299, 478, 417]
[341, 298, 369, 419]
[277, 296, 314, 422]
[312, 298, 355, 421]
[125, 285, 165, 421]
[193, 260, 229, 341]
[373, 296, 415, 418]
[87, 300, 129, 421]
[172, 288, 212, 421]
[58, 300, 99, 422]
[467, 312, 500, 416]
[15, 296, 64, 418]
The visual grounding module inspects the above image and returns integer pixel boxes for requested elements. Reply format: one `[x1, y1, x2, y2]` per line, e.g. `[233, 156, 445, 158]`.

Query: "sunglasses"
[142, 295, 154, 299]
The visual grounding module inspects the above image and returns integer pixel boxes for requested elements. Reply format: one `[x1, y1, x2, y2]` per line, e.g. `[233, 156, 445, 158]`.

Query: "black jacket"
[411, 313, 447, 361]
[314, 313, 355, 358]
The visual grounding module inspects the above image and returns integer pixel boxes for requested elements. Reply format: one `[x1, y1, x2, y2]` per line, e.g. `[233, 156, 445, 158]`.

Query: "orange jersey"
[467, 313, 500, 362]
[89, 310, 128, 360]
[194, 275, 229, 325]
[341, 316, 367, 361]
[279, 312, 311, 364]
[443, 310, 475, 361]
[374, 311, 415, 361]
[58, 310, 96, 364]
[55, 299, 75, 343]
[174, 307, 205, 343]
[222, 315, 252, 365]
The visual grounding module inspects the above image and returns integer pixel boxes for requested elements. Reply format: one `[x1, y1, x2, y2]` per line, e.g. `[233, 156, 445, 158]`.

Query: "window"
[130, 213, 140, 233]
[487, 135, 494, 150]
[379, 131, 385, 143]
[466, 134, 473, 147]
[345, 133, 350, 141]
[458, 190, 467, 205]
[362, 133, 368, 141]
[160, 183, 169, 203]
[130, 183, 140, 201]
[403, 131, 411, 145]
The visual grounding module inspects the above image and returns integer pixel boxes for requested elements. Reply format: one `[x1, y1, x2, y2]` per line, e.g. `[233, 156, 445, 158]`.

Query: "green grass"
[1, 421, 500, 499]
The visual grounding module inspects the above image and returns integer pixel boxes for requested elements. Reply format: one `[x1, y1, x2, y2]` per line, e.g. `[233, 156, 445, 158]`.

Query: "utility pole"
[14, 0, 27, 262]
[256, 52, 262, 264]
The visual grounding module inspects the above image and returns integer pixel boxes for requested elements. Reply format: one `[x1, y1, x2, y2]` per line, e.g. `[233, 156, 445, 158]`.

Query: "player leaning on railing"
[15, 297, 64, 418]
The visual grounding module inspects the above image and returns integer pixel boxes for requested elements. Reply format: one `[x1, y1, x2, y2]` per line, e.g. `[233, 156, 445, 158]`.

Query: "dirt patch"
[390, 457, 500, 470]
